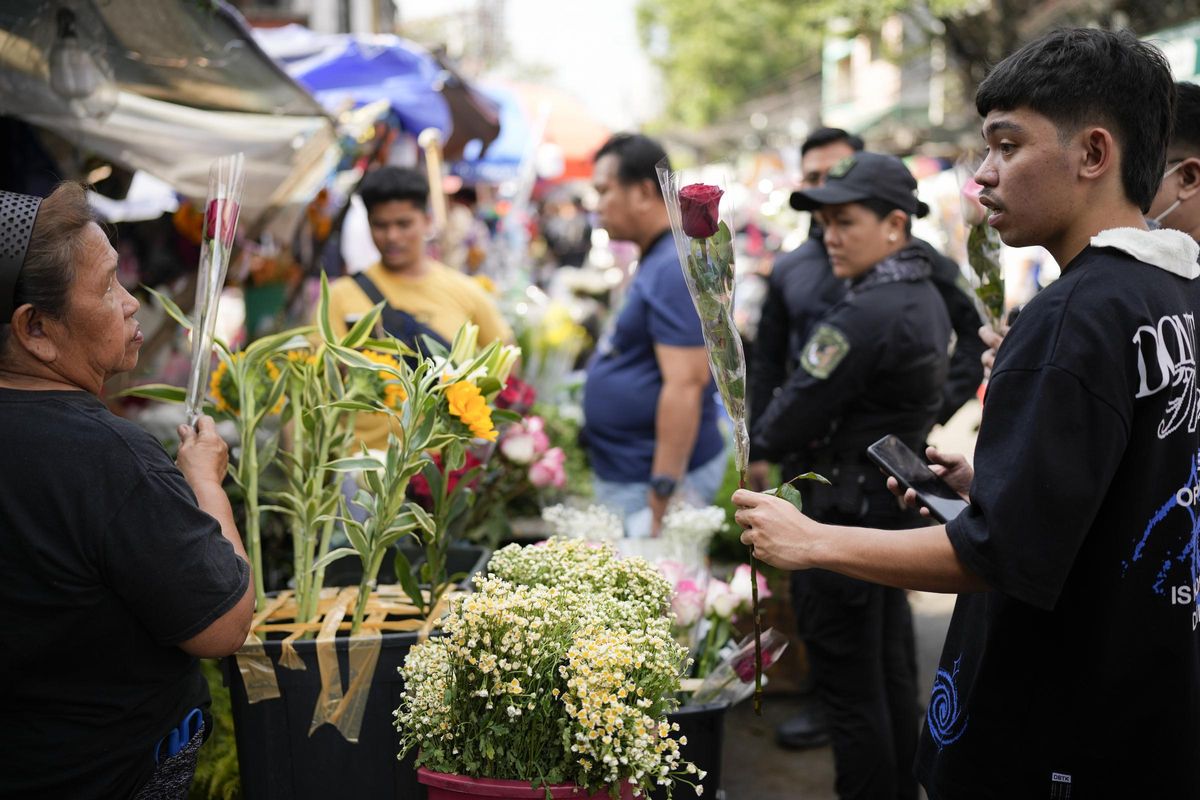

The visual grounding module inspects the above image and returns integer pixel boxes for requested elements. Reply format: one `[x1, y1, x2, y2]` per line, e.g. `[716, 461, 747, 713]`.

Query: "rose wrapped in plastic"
[957, 169, 1005, 331]
[658, 160, 764, 712]
[679, 183, 723, 238]
[204, 198, 240, 248]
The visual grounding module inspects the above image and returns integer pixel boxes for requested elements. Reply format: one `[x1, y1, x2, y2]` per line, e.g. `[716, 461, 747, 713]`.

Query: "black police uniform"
[752, 243, 952, 800]
[750, 228, 984, 436]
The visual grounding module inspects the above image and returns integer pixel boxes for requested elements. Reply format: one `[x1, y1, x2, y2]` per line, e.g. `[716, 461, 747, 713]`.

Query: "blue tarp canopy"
[256, 26, 447, 137]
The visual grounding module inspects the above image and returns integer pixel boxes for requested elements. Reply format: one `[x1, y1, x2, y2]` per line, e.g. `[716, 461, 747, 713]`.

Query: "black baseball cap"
[789, 151, 925, 215]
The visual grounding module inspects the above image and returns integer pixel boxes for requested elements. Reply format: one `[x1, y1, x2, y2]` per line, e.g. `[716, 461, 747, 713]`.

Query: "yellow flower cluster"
[359, 349, 408, 409]
[444, 380, 496, 441]
[285, 349, 318, 367]
[209, 354, 283, 416]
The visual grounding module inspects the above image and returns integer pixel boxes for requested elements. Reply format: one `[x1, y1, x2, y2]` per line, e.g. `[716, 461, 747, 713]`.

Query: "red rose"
[494, 375, 537, 414]
[679, 183, 724, 239]
[205, 199, 240, 247]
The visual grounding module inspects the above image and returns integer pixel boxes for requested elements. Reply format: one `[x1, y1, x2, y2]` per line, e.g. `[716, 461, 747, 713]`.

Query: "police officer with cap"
[752, 152, 950, 800]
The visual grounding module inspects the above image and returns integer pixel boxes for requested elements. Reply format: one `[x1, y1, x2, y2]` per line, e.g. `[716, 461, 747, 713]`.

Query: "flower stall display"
[415, 400, 572, 550]
[127, 277, 521, 798]
[397, 543, 705, 799]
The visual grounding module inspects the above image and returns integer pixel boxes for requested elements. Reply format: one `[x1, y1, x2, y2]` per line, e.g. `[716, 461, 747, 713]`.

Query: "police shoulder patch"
[800, 323, 851, 380]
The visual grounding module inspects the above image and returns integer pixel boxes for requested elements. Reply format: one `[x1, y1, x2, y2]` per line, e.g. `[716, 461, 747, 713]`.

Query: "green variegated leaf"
[317, 272, 336, 344]
[392, 548, 425, 611]
[341, 302, 384, 349]
[143, 285, 194, 331]
[312, 547, 358, 572]
[119, 383, 186, 403]
[408, 502, 436, 535]
[325, 456, 385, 472]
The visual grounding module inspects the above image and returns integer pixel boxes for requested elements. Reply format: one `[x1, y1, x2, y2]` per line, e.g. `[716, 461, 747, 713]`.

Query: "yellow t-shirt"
[325, 260, 513, 450]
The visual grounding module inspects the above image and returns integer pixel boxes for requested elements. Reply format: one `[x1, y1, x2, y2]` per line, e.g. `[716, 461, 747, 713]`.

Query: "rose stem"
[740, 469, 763, 716]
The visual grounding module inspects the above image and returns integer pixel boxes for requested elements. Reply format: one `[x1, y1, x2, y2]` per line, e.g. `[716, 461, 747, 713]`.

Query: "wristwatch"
[649, 474, 678, 499]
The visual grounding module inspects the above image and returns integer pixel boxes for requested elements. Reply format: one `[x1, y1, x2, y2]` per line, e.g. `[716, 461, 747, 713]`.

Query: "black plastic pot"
[225, 543, 490, 800]
[653, 702, 730, 800]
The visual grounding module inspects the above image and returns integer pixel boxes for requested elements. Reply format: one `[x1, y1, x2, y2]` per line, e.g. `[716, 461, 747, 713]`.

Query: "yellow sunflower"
[208, 354, 284, 416]
[445, 380, 497, 441]
[359, 349, 408, 409]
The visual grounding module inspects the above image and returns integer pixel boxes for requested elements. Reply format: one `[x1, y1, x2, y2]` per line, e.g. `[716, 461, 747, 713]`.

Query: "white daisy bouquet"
[396, 568, 704, 797]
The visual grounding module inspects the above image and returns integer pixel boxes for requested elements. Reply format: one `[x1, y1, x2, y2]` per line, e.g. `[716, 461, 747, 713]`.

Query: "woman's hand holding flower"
[176, 414, 229, 491]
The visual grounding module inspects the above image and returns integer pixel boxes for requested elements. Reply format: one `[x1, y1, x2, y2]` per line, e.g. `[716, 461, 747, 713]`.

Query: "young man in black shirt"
[734, 28, 1200, 799]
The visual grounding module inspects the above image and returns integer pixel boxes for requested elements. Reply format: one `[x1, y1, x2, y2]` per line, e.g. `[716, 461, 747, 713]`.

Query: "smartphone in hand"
[866, 435, 968, 524]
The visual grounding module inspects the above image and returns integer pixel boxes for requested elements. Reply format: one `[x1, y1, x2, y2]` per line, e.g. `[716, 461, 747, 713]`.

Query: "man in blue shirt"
[583, 133, 726, 535]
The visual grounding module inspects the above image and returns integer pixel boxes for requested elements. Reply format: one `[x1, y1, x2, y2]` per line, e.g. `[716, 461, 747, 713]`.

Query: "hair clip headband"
[0, 190, 43, 322]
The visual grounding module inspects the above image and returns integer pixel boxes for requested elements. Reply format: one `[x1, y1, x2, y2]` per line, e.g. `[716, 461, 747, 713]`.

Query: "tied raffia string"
[739, 470, 764, 715]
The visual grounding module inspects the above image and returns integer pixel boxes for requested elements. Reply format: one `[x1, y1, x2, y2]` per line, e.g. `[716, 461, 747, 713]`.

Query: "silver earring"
[888, 233, 898, 242]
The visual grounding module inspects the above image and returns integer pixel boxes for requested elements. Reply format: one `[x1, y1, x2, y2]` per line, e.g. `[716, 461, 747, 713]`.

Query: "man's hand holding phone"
[885, 446, 973, 519]
[866, 436, 971, 523]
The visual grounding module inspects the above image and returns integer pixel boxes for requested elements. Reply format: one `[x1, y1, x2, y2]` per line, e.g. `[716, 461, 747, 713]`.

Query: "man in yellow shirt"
[327, 166, 512, 450]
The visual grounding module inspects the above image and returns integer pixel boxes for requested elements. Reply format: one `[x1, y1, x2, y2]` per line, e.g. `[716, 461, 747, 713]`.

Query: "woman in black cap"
[751, 152, 951, 800]
[0, 183, 252, 798]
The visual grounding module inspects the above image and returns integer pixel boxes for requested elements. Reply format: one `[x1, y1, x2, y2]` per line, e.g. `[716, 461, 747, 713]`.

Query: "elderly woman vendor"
[0, 184, 252, 798]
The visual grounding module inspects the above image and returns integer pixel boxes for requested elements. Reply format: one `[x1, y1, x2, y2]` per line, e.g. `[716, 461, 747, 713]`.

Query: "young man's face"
[368, 199, 429, 273]
[975, 107, 1079, 251]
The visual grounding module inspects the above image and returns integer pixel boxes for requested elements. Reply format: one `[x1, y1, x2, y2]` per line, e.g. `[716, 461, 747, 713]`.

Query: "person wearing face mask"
[1148, 81, 1200, 237]
[752, 152, 952, 800]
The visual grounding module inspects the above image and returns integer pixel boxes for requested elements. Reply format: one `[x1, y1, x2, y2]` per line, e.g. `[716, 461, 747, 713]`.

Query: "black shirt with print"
[916, 243, 1200, 799]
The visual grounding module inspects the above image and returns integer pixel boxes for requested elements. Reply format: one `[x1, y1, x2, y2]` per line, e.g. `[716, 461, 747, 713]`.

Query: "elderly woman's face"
[52, 223, 142, 386]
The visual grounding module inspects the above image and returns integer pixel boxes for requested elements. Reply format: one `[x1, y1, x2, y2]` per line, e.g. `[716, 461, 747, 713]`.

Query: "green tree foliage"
[639, 0, 1200, 130]
[636, 0, 911, 128]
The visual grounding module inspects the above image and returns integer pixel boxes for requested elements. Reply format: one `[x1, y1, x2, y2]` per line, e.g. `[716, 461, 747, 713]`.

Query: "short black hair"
[594, 133, 669, 197]
[801, 127, 864, 157]
[358, 166, 429, 214]
[1170, 81, 1200, 156]
[975, 27, 1175, 213]
[858, 196, 926, 236]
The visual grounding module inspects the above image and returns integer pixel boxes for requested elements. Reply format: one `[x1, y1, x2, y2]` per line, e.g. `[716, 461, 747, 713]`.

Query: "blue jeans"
[592, 451, 728, 538]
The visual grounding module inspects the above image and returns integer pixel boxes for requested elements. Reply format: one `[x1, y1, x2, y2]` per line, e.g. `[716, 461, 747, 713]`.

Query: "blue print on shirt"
[1125, 451, 1200, 624]
[928, 655, 969, 749]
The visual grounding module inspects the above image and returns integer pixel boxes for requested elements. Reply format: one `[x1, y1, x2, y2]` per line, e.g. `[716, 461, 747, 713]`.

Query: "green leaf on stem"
[119, 383, 187, 403]
[312, 547, 358, 572]
[392, 548, 425, 612]
[341, 302, 385, 349]
[142, 285, 195, 331]
[325, 456, 385, 472]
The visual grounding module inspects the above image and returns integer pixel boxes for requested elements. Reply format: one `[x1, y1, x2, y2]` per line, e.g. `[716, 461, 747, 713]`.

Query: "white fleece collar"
[1090, 227, 1200, 279]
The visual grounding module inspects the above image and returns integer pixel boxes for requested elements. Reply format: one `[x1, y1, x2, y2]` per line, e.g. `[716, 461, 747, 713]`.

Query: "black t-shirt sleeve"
[946, 363, 1128, 609]
[102, 468, 250, 645]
